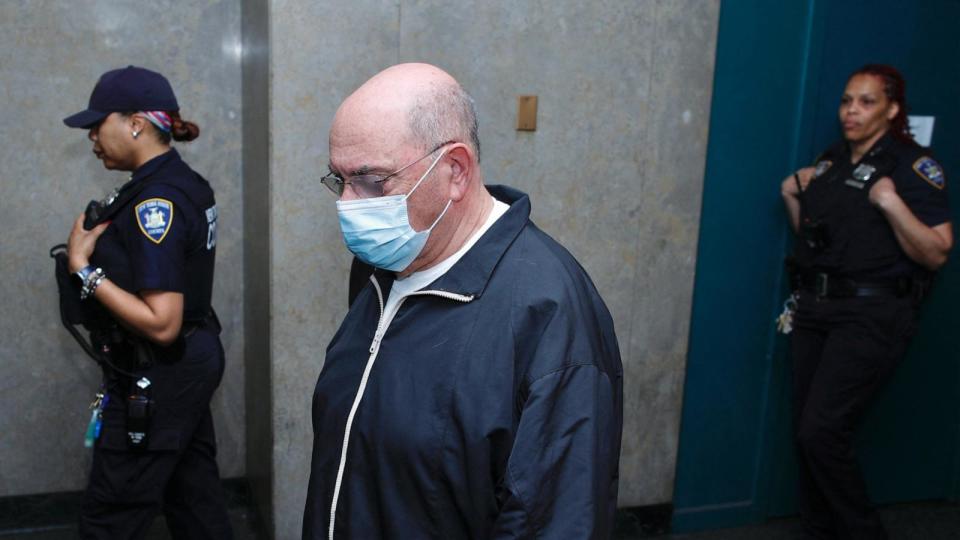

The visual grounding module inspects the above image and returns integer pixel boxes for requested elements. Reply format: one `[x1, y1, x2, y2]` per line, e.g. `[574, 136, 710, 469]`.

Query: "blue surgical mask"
[336, 149, 451, 272]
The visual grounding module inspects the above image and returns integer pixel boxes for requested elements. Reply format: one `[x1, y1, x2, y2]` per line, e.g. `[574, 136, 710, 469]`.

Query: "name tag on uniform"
[844, 163, 876, 189]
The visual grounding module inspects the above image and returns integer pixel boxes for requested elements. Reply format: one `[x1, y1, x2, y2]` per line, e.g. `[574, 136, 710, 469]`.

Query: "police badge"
[845, 163, 876, 189]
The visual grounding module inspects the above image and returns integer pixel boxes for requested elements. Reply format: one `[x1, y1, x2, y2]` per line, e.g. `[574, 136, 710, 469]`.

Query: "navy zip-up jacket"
[304, 185, 623, 539]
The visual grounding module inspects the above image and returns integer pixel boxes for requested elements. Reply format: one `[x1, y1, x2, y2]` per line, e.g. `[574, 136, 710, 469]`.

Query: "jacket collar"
[372, 184, 531, 299]
[130, 147, 180, 183]
[111, 148, 181, 200]
[91, 149, 183, 227]
[845, 129, 896, 162]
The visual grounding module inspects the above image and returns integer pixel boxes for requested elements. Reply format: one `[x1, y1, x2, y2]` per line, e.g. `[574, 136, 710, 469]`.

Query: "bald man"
[304, 63, 623, 539]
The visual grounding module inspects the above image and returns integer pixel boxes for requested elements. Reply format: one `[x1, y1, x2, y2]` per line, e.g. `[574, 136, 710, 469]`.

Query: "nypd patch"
[135, 198, 174, 244]
[913, 156, 946, 190]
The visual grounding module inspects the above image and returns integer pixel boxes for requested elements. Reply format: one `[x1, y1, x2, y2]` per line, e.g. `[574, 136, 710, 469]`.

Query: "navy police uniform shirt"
[795, 130, 950, 278]
[89, 148, 218, 322]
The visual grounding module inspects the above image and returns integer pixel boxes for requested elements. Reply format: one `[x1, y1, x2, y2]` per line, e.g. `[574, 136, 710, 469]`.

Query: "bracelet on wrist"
[73, 264, 95, 287]
[80, 267, 105, 300]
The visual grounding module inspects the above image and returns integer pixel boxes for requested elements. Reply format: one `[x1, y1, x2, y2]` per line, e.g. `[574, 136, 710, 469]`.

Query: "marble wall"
[256, 0, 720, 536]
[0, 0, 245, 496]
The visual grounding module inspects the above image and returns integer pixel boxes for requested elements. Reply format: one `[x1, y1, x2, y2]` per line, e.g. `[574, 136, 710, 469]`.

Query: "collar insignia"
[814, 160, 833, 178]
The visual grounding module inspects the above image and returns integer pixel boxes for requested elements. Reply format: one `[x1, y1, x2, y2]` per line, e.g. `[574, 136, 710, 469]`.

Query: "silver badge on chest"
[844, 164, 876, 189]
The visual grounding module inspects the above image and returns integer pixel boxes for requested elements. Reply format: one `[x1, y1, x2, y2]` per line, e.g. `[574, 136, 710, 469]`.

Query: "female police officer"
[62, 66, 232, 539]
[781, 65, 952, 539]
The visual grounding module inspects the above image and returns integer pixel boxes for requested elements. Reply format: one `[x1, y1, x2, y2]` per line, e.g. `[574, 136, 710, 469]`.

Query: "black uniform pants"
[79, 327, 233, 540]
[790, 292, 917, 540]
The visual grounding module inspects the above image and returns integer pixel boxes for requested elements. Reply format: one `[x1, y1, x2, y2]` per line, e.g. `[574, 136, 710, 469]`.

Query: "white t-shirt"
[384, 196, 510, 317]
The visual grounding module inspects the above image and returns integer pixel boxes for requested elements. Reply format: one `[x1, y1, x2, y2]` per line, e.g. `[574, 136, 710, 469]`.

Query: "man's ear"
[446, 144, 475, 202]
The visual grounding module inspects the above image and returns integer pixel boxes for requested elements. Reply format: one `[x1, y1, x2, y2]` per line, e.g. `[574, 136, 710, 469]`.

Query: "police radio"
[126, 377, 153, 449]
[83, 199, 104, 230]
[83, 188, 120, 230]
[801, 219, 829, 252]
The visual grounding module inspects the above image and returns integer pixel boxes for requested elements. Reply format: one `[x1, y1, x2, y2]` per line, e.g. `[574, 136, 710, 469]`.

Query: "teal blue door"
[673, 0, 960, 532]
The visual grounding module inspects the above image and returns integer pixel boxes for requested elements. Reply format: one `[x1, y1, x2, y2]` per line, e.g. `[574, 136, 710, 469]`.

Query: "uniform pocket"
[97, 395, 182, 452]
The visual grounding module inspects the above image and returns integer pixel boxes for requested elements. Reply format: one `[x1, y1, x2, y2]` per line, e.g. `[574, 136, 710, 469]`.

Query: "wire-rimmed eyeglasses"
[320, 141, 454, 199]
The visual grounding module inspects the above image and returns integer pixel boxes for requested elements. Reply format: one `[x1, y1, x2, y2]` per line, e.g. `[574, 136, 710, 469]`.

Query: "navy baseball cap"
[63, 66, 179, 129]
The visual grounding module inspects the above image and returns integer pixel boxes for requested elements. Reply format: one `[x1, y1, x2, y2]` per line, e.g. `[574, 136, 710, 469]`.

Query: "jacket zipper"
[327, 279, 473, 539]
[407, 289, 475, 303]
[328, 277, 385, 540]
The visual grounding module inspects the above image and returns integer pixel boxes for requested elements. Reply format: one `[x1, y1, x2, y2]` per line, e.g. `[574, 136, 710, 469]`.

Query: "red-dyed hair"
[167, 110, 200, 142]
[848, 64, 912, 142]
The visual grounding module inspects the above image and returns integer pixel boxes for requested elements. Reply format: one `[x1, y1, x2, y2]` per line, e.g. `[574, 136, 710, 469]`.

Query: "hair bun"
[171, 118, 200, 142]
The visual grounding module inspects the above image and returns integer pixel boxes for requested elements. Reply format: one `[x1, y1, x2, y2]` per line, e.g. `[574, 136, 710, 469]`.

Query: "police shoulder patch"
[913, 156, 946, 190]
[135, 198, 174, 244]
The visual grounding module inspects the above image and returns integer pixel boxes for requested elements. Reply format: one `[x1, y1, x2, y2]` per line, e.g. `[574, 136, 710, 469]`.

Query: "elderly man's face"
[329, 118, 450, 233]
